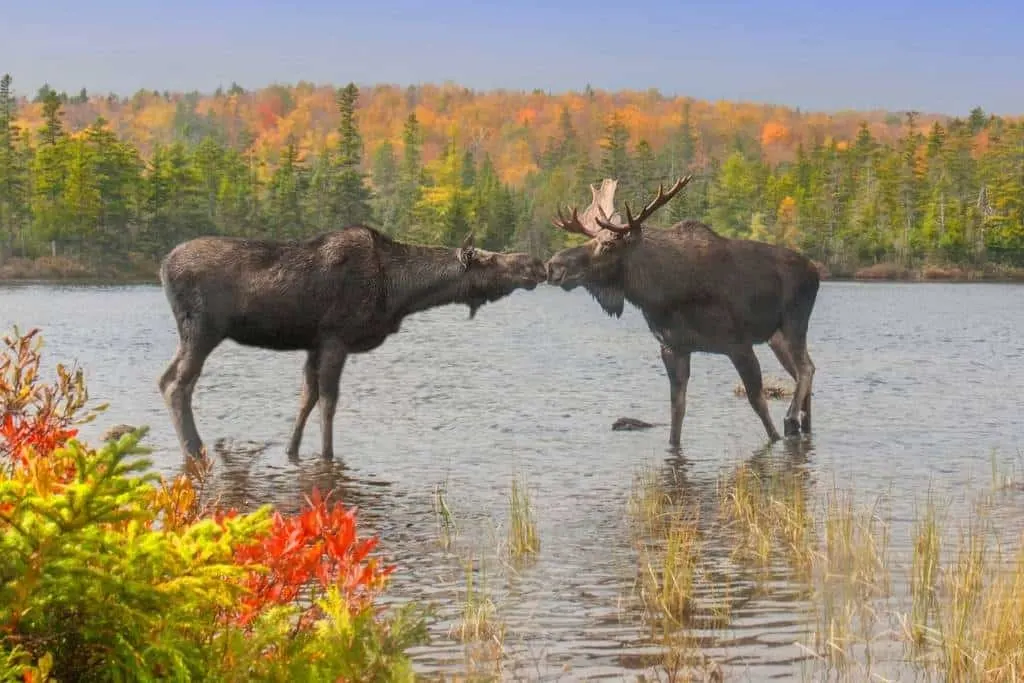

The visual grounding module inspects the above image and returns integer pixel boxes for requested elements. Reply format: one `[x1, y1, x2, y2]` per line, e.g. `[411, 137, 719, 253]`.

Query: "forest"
[1, 74, 1022, 281]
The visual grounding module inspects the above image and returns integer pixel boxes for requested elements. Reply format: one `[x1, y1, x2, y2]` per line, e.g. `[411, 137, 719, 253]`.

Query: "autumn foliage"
[229, 488, 395, 629]
[0, 326, 426, 681]
[1, 74, 1022, 282]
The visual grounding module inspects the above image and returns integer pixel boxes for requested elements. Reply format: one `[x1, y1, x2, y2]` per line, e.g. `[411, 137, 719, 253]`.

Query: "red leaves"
[1, 328, 86, 486]
[227, 487, 394, 629]
[0, 412, 77, 469]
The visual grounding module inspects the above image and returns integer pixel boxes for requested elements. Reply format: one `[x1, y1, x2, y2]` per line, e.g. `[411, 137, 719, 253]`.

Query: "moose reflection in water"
[158, 226, 546, 460]
[545, 176, 821, 445]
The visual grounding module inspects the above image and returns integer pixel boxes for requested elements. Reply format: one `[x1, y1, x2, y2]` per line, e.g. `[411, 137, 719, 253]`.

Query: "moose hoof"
[783, 417, 801, 437]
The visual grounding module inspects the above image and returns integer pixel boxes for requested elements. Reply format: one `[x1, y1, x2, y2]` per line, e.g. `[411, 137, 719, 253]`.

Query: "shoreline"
[2, 259, 1023, 287]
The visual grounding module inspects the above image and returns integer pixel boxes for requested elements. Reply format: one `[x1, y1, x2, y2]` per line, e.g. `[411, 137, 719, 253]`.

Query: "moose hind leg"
[316, 344, 348, 461]
[661, 345, 692, 447]
[163, 339, 216, 458]
[769, 331, 802, 436]
[159, 348, 182, 400]
[729, 346, 781, 442]
[286, 349, 320, 458]
[792, 345, 815, 434]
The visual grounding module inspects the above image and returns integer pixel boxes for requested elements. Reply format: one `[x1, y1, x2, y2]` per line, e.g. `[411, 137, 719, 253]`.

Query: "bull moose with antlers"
[545, 176, 820, 445]
[159, 226, 546, 460]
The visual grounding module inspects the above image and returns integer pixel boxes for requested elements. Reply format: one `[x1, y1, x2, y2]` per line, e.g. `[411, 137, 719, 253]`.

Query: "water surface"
[2, 281, 1022, 680]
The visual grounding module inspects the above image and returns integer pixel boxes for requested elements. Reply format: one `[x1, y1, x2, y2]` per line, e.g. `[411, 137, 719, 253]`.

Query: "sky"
[2, 0, 1022, 116]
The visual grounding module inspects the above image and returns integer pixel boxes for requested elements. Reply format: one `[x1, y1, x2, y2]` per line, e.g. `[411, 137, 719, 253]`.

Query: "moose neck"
[384, 243, 475, 318]
[619, 237, 681, 312]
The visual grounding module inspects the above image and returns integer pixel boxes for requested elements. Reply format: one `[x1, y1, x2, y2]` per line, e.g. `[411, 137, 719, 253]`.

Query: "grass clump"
[451, 557, 503, 644]
[433, 478, 458, 550]
[638, 513, 702, 625]
[508, 474, 539, 559]
[717, 460, 816, 581]
[909, 489, 943, 651]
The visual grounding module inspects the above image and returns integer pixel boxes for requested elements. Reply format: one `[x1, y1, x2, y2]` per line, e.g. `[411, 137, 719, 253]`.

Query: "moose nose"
[530, 259, 547, 281]
[546, 261, 566, 284]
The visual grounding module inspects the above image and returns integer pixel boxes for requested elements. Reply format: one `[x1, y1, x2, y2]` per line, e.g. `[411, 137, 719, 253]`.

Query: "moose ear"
[457, 231, 476, 269]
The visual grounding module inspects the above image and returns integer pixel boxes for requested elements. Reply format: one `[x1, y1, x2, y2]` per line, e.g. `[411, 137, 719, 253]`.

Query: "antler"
[552, 206, 599, 237]
[595, 175, 693, 233]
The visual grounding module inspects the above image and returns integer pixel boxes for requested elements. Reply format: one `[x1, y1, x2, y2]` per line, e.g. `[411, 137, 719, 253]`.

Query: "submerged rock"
[611, 417, 659, 431]
[100, 424, 138, 442]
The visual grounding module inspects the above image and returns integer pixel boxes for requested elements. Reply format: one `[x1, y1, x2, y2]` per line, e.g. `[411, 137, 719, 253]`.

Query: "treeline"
[1, 74, 1022, 280]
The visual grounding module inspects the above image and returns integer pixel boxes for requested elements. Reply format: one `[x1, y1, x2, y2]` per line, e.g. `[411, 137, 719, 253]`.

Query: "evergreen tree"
[332, 83, 373, 225]
[370, 141, 399, 235]
[265, 135, 306, 238]
[0, 74, 28, 255]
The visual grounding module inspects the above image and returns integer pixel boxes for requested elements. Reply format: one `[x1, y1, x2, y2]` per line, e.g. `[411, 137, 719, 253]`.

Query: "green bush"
[0, 327, 428, 682]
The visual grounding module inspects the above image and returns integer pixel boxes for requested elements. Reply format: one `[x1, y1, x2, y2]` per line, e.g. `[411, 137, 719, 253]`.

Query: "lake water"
[2, 281, 1023, 681]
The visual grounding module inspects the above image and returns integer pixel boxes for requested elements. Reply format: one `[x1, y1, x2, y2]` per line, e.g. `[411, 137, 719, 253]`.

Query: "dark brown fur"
[159, 225, 546, 459]
[546, 180, 819, 445]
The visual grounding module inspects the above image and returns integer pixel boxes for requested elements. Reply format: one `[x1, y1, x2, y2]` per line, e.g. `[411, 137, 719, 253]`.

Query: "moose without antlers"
[159, 226, 546, 460]
[545, 176, 820, 445]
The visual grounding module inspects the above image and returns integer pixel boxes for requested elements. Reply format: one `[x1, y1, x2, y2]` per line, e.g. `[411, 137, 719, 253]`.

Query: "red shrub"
[228, 487, 394, 629]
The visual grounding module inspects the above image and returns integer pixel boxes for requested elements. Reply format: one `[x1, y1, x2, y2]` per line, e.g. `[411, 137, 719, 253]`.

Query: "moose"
[158, 225, 547, 460]
[545, 176, 820, 446]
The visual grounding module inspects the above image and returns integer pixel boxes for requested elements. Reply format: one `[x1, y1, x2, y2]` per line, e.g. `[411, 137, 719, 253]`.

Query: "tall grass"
[433, 479, 458, 550]
[638, 512, 702, 625]
[508, 474, 540, 559]
[909, 488, 942, 652]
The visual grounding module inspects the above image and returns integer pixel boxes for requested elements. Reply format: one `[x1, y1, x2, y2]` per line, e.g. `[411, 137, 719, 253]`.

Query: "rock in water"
[101, 424, 137, 442]
[612, 417, 658, 431]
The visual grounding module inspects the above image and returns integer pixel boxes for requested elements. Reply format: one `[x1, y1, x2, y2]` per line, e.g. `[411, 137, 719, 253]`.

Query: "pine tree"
[266, 135, 306, 238]
[600, 113, 631, 190]
[0, 74, 28, 255]
[332, 83, 373, 225]
[370, 141, 399, 235]
[394, 112, 425, 235]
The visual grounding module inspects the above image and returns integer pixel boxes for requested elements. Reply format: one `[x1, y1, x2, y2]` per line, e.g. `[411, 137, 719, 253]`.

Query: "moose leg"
[789, 342, 815, 434]
[660, 345, 691, 447]
[729, 346, 781, 442]
[316, 344, 348, 461]
[768, 331, 802, 437]
[161, 339, 216, 458]
[285, 349, 320, 458]
[158, 349, 181, 399]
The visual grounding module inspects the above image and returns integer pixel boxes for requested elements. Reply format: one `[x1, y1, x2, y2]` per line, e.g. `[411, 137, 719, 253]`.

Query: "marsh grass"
[451, 556, 504, 644]
[716, 461, 817, 583]
[808, 483, 892, 677]
[628, 464, 674, 537]
[638, 512, 703, 625]
[433, 479, 458, 550]
[437, 452, 1024, 681]
[508, 474, 540, 560]
[909, 488, 943, 652]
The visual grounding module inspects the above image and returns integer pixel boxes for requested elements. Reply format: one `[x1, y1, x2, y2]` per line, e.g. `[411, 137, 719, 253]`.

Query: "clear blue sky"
[3, 0, 1022, 115]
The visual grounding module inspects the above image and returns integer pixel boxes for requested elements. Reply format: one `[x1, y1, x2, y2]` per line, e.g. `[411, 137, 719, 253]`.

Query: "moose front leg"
[315, 344, 348, 461]
[729, 345, 782, 442]
[660, 345, 691, 447]
[286, 349, 320, 459]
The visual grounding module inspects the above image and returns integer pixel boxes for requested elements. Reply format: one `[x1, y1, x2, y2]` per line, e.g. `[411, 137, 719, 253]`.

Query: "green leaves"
[1, 327, 429, 681]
